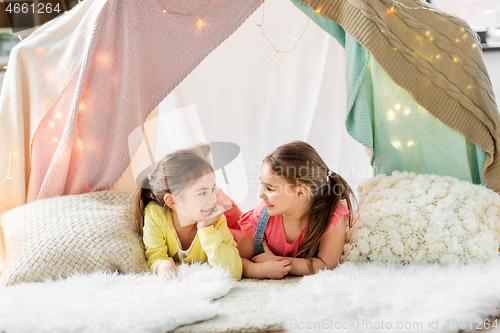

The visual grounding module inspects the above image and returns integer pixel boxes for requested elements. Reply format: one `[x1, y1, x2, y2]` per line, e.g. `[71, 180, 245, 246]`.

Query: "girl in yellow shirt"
[135, 148, 242, 280]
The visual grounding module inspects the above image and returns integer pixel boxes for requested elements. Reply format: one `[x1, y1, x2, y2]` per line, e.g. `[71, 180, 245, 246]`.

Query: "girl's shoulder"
[144, 201, 173, 228]
[238, 201, 267, 227]
[325, 202, 350, 233]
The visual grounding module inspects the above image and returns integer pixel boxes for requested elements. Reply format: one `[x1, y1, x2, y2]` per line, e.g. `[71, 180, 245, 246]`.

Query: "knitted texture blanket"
[294, 0, 500, 193]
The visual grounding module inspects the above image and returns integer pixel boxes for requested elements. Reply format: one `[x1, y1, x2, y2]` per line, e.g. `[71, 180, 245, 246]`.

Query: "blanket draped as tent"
[0, 0, 261, 273]
[293, 0, 499, 191]
[292, 0, 488, 186]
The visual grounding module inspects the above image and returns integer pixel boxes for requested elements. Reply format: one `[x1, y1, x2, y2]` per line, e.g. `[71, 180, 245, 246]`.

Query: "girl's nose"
[208, 191, 217, 204]
[259, 187, 265, 199]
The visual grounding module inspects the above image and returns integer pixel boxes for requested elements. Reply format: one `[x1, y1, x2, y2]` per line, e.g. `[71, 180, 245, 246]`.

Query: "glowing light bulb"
[389, 7, 395, 12]
[12, 151, 18, 157]
[436, 54, 441, 59]
[460, 27, 465, 32]
[467, 85, 472, 90]
[404, 108, 411, 115]
[393, 47, 398, 51]
[53, 138, 59, 143]
[387, 111, 396, 121]
[163, 9, 166, 13]
[407, 141, 414, 147]
[395, 104, 401, 110]
[392, 141, 401, 149]
[196, 19, 205, 30]
[462, 34, 467, 40]
[44, 71, 55, 82]
[455, 39, 459, 43]
[277, 51, 280, 56]
[315, 6, 322, 13]
[34, 47, 45, 56]
[453, 57, 458, 63]
[56, 113, 62, 119]
[49, 122, 54, 127]
[472, 44, 477, 49]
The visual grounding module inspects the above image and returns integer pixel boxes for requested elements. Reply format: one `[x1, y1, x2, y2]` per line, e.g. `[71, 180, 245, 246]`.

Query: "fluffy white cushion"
[342, 172, 500, 263]
[0, 191, 150, 288]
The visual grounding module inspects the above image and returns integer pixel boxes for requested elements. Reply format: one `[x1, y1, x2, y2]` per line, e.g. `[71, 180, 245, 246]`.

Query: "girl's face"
[259, 163, 304, 216]
[174, 172, 218, 226]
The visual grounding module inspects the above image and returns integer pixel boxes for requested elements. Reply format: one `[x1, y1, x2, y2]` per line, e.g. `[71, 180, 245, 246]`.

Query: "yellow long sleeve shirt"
[142, 201, 242, 280]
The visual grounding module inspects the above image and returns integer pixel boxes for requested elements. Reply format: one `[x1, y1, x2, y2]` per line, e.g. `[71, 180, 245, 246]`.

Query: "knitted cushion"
[342, 172, 500, 264]
[0, 191, 149, 288]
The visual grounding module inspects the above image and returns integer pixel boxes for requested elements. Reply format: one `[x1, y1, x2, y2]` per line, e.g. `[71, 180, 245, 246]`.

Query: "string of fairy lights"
[159, 0, 316, 56]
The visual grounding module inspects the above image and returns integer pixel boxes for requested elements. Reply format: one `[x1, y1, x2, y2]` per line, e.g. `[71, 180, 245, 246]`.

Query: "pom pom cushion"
[0, 191, 149, 288]
[342, 172, 500, 264]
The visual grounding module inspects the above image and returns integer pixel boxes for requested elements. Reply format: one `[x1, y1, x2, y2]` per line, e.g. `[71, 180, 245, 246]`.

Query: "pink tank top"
[238, 201, 349, 257]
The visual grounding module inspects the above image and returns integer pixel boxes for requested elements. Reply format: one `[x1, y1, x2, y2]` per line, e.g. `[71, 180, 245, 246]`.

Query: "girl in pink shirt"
[237, 141, 357, 279]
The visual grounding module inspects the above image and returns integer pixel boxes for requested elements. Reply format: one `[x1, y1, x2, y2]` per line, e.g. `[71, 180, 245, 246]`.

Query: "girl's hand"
[197, 204, 225, 230]
[251, 241, 284, 263]
[261, 258, 293, 279]
[156, 260, 179, 279]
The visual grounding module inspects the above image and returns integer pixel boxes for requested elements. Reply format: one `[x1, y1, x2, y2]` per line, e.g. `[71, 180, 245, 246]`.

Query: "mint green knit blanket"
[292, 0, 486, 186]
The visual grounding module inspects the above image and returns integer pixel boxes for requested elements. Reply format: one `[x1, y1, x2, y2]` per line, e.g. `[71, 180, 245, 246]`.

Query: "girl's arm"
[288, 217, 346, 276]
[237, 234, 292, 279]
[197, 215, 243, 280]
[143, 212, 177, 274]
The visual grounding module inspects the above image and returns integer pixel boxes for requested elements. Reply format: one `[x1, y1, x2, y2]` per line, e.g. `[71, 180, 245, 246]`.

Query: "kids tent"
[0, 0, 498, 273]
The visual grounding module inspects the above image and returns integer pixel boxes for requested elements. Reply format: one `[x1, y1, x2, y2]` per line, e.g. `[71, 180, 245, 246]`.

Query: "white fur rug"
[268, 260, 500, 333]
[0, 263, 234, 333]
[3, 260, 500, 333]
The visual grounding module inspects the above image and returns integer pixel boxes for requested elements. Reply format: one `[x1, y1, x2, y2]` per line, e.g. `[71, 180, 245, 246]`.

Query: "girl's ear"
[164, 193, 176, 209]
[296, 185, 309, 201]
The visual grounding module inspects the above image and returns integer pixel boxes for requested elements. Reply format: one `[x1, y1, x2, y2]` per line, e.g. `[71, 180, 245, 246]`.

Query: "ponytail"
[134, 177, 155, 236]
[296, 172, 357, 266]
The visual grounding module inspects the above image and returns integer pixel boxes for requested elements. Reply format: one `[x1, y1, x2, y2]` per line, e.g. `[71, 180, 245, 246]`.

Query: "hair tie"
[147, 173, 152, 181]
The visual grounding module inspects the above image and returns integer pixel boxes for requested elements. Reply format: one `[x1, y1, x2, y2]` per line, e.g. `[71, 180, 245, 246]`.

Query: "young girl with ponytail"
[237, 141, 357, 279]
[135, 147, 242, 280]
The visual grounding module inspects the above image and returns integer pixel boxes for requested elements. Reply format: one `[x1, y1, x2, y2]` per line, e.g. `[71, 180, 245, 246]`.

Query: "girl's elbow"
[325, 260, 340, 270]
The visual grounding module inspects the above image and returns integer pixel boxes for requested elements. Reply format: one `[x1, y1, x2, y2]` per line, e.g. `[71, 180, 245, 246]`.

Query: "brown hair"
[134, 148, 214, 235]
[263, 141, 358, 269]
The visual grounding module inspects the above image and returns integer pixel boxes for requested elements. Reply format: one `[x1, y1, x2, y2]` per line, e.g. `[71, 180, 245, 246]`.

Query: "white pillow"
[342, 172, 500, 263]
[0, 191, 150, 288]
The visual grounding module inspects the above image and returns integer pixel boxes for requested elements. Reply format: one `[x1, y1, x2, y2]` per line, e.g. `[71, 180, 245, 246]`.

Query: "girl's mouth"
[200, 206, 216, 214]
[266, 203, 274, 208]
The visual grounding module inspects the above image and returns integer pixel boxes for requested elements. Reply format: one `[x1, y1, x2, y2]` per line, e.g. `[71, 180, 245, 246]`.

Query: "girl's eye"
[199, 191, 206, 196]
[260, 182, 274, 192]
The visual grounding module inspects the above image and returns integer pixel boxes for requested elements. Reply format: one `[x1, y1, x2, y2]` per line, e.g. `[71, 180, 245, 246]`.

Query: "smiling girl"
[135, 148, 242, 280]
[237, 141, 357, 279]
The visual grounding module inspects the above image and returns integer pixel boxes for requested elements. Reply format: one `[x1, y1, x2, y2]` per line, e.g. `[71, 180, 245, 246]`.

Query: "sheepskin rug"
[342, 172, 500, 263]
[0, 263, 234, 333]
[268, 260, 500, 333]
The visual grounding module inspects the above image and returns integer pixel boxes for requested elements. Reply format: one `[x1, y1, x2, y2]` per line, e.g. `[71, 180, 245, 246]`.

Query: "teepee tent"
[0, 0, 498, 273]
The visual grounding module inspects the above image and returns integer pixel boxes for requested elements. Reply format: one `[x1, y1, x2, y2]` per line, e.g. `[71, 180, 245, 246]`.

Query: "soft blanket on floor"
[268, 259, 500, 333]
[0, 263, 234, 333]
